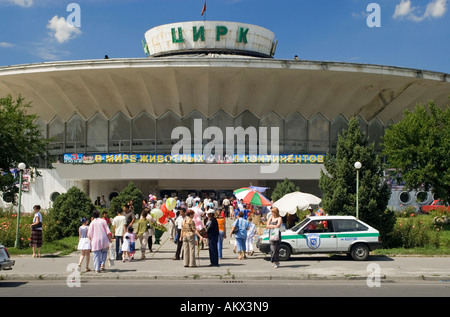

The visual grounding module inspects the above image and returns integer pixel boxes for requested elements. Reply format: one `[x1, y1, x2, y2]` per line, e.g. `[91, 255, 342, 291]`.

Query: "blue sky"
[0, 0, 449, 73]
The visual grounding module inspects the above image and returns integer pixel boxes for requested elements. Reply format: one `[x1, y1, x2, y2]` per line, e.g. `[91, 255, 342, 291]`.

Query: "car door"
[297, 219, 338, 252]
[334, 219, 369, 251]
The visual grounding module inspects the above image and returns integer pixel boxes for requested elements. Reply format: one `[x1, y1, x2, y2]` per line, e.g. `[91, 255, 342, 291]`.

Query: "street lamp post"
[354, 161, 362, 219]
[14, 162, 26, 248]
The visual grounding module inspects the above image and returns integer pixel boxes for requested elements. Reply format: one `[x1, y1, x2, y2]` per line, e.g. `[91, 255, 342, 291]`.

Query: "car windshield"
[291, 218, 310, 232]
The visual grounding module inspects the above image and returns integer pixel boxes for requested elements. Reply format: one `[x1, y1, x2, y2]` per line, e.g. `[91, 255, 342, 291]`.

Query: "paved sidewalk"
[2, 219, 450, 281]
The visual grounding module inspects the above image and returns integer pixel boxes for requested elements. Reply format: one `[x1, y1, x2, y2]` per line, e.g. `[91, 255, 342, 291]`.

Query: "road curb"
[2, 272, 450, 282]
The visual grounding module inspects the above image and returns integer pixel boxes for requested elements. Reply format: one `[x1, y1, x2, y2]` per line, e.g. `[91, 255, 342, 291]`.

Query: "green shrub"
[271, 178, 300, 202]
[388, 214, 440, 249]
[396, 206, 417, 218]
[365, 208, 396, 247]
[108, 181, 144, 218]
[44, 186, 95, 242]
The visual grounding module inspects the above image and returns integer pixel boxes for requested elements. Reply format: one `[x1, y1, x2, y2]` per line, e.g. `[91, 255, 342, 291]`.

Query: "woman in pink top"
[88, 210, 112, 273]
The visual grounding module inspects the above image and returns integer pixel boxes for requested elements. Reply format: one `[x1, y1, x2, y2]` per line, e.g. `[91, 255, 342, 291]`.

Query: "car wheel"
[278, 244, 291, 261]
[350, 243, 369, 261]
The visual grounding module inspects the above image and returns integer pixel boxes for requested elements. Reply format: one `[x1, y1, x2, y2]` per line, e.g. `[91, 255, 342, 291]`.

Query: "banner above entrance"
[63, 153, 325, 165]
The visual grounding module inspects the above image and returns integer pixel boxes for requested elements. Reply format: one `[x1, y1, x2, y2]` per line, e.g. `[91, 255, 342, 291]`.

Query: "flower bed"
[0, 209, 47, 248]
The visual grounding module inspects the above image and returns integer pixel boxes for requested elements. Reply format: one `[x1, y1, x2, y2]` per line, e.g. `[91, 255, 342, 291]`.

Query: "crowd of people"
[74, 194, 285, 272]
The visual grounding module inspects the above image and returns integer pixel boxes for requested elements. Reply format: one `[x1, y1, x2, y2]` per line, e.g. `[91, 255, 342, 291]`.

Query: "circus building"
[0, 21, 449, 211]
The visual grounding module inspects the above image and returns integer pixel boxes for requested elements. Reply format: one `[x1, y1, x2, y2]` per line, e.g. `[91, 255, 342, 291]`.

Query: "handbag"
[269, 228, 280, 242]
[199, 228, 208, 238]
[231, 218, 240, 234]
[31, 222, 42, 230]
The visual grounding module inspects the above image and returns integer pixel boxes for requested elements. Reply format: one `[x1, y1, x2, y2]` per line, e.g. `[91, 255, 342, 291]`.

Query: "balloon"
[193, 217, 204, 230]
[166, 197, 176, 211]
[188, 206, 204, 230]
[193, 207, 203, 218]
[161, 204, 168, 214]
[168, 210, 176, 218]
[159, 215, 168, 225]
[151, 208, 163, 220]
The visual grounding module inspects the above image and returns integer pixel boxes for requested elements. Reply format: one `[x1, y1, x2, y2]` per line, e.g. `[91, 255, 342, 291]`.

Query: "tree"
[319, 117, 393, 238]
[0, 95, 51, 203]
[382, 101, 450, 203]
[108, 181, 145, 217]
[44, 187, 95, 241]
[271, 178, 300, 202]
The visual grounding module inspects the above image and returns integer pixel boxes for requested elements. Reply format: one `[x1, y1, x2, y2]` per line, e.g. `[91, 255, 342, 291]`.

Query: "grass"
[374, 246, 450, 256]
[7, 236, 79, 256]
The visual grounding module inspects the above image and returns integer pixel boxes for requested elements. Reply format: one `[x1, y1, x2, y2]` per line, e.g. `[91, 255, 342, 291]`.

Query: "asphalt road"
[1, 279, 449, 297]
[2, 217, 450, 306]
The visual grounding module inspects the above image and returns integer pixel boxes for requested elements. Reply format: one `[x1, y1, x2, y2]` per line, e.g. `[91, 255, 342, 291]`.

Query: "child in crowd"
[129, 227, 136, 260]
[122, 226, 130, 262]
[122, 227, 136, 261]
[246, 216, 256, 256]
[77, 218, 91, 272]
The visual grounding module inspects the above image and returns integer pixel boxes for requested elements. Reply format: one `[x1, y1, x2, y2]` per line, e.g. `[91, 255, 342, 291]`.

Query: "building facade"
[0, 21, 449, 211]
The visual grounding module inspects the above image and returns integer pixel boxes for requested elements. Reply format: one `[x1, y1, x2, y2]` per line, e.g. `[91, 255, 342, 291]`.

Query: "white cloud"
[0, 42, 14, 48]
[47, 15, 81, 44]
[14, 0, 32, 6]
[393, 0, 447, 21]
[28, 38, 71, 60]
[0, 0, 33, 7]
[351, 10, 369, 19]
[425, 0, 447, 18]
[34, 45, 68, 60]
[393, 0, 414, 19]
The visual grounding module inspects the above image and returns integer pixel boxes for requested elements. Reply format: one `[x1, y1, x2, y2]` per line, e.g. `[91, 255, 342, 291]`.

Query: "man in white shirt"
[204, 197, 210, 208]
[186, 194, 194, 208]
[112, 208, 126, 260]
[173, 208, 186, 260]
[222, 197, 230, 217]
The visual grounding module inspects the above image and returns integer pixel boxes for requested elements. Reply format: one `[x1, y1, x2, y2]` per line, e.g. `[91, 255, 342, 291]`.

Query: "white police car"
[256, 216, 382, 261]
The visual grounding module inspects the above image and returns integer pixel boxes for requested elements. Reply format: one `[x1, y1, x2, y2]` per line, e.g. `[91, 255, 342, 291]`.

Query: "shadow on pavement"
[0, 281, 28, 287]
[262, 254, 394, 263]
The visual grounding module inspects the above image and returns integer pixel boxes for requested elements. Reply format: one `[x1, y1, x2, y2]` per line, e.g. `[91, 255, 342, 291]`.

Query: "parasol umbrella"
[233, 187, 272, 206]
[249, 186, 269, 193]
[273, 191, 322, 216]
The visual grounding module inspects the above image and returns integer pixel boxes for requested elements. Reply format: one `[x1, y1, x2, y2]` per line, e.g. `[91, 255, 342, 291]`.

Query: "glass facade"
[44, 110, 386, 162]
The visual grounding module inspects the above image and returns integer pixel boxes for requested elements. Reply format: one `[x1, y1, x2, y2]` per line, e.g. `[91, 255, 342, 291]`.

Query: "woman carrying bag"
[266, 207, 282, 268]
[30, 205, 43, 258]
[231, 211, 249, 260]
[181, 209, 203, 267]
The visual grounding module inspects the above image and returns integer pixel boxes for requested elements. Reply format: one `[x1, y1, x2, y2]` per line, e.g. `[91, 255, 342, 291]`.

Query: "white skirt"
[77, 237, 91, 250]
[122, 239, 130, 252]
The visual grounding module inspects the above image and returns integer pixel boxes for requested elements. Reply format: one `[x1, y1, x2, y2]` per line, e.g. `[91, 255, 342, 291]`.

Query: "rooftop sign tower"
[144, 21, 277, 58]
